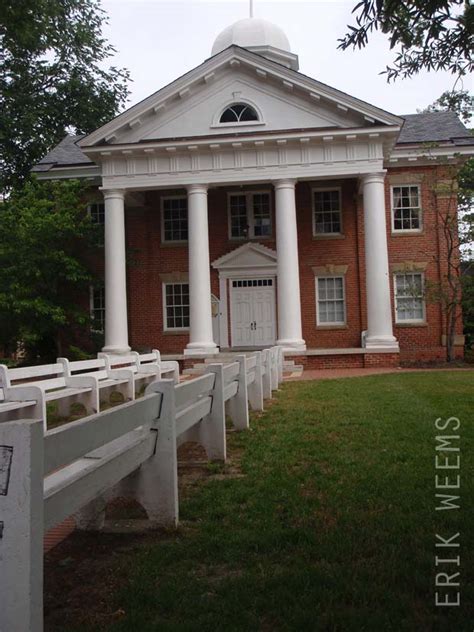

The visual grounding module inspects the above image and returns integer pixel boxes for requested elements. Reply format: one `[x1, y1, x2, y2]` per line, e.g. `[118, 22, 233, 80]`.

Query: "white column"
[274, 179, 306, 351]
[361, 173, 398, 349]
[102, 189, 130, 354]
[185, 184, 218, 356]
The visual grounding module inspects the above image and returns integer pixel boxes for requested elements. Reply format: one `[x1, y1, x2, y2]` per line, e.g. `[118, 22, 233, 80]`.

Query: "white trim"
[315, 276, 346, 326]
[312, 186, 343, 237]
[162, 282, 190, 332]
[90, 285, 105, 333]
[390, 184, 423, 234]
[160, 195, 188, 244]
[393, 271, 426, 324]
[227, 190, 272, 240]
[212, 98, 264, 128]
[218, 276, 229, 348]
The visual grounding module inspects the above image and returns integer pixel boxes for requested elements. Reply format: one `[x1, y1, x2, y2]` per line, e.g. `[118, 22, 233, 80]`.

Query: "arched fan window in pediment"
[219, 103, 259, 124]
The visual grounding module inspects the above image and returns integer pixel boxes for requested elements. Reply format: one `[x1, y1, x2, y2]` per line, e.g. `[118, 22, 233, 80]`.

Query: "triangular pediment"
[79, 47, 402, 149]
[212, 242, 277, 270]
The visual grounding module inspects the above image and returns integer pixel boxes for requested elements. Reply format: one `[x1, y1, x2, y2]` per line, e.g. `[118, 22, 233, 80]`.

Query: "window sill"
[228, 236, 272, 242]
[313, 233, 345, 241]
[163, 329, 190, 335]
[391, 230, 424, 237]
[316, 324, 348, 330]
[395, 322, 427, 328]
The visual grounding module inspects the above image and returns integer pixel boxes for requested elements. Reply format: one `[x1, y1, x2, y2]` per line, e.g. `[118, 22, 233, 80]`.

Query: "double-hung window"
[391, 185, 422, 232]
[162, 197, 188, 242]
[163, 283, 190, 330]
[229, 192, 271, 239]
[394, 273, 425, 323]
[313, 188, 342, 235]
[316, 277, 346, 325]
[88, 202, 105, 246]
[90, 286, 105, 333]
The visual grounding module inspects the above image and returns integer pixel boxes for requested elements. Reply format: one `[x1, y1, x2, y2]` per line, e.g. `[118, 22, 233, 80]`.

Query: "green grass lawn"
[49, 372, 473, 631]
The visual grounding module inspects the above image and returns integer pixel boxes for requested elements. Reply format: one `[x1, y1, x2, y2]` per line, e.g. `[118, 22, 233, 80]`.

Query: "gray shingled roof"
[31, 134, 91, 171]
[398, 111, 471, 144]
[32, 112, 472, 171]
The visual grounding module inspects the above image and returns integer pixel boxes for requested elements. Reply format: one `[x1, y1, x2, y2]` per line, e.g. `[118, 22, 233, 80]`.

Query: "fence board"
[44, 393, 160, 473]
[175, 396, 212, 437]
[175, 373, 215, 410]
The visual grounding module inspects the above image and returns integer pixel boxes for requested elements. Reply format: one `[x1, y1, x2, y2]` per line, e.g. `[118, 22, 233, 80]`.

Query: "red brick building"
[34, 17, 473, 367]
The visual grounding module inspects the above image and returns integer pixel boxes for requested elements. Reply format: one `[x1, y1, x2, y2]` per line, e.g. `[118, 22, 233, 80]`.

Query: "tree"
[0, 0, 130, 193]
[339, 1, 474, 81]
[420, 91, 473, 361]
[0, 179, 99, 362]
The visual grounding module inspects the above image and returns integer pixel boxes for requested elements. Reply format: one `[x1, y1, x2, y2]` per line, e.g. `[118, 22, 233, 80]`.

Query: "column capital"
[101, 188, 126, 201]
[361, 171, 387, 187]
[186, 183, 208, 195]
[274, 178, 297, 191]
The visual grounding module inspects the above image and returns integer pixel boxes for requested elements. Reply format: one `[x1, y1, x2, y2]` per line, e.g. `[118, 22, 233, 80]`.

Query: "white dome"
[212, 18, 291, 56]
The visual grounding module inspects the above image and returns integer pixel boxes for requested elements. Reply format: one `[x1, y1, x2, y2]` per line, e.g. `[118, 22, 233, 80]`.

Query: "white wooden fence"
[0, 347, 283, 631]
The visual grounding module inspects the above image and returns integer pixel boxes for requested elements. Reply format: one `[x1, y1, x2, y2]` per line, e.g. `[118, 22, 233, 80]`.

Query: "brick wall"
[111, 165, 463, 362]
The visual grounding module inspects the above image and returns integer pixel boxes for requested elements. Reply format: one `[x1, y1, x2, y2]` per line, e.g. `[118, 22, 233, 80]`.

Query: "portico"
[101, 169, 398, 356]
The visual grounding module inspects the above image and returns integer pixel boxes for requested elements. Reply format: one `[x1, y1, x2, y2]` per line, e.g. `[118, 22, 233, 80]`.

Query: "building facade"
[34, 17, 473, 366]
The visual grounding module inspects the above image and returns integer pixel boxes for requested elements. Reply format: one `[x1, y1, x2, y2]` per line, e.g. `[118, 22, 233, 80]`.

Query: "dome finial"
[249, 0, 254, 18]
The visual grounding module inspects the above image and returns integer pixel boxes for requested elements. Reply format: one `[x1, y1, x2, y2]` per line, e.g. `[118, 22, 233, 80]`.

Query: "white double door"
[230, 278, 276, 347]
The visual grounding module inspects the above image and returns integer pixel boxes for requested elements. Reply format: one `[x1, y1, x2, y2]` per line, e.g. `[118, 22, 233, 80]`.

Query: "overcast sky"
[101, 0, 470, 116]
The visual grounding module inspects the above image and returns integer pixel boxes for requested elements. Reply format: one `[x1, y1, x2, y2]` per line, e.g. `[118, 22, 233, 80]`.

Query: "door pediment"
[212, 242, 277, 271]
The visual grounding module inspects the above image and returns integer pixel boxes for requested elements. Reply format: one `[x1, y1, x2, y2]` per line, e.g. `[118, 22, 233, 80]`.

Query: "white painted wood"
[230, 281, 276, 347]
[223, 381, 239, 401]
[247, 351, 264, 411]
[201, 364, 226, 460]
[44, 393, 160, 474]
[0, 419, 44, 632]
[361, 173, 399, 350]
[44, 429, 156, 531]
[223, 362, 240, 383]
[261, 349, 273, 399]
[185, 184, 218, 356]
[175, 397, 213, 436]
[225, 355, 249, 430]
[275, 180, 306, 351]
[102, 189, 130, 354]
[175, 373, 215, 410]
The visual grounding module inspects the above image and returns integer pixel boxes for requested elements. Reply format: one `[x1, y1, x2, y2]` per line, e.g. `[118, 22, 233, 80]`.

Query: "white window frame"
[162, 282, 190, 332]
[227, 190, 272, 240]
[315, 276, 346, 326]
[393, 272, 426, 324]
[89, 285, 105, 333]
[390, 185, 423, 233]
[312, 187, 343, 236]
[87, 202, 105, 247]
[161, 195, 188, 244]
[212, 100, 265, 129]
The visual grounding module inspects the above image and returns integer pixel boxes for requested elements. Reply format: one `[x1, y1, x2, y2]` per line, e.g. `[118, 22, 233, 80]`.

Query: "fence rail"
[0, 346, 284, 631]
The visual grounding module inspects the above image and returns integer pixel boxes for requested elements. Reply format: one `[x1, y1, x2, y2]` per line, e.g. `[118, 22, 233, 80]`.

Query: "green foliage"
[0, 0, 130, 193]
[425, 89, 474, 125]
[339, 1, 474, 81]
[0, 178, 98, 361]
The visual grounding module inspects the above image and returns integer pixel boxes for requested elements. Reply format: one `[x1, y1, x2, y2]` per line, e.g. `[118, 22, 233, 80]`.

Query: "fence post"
[247, 352, 264, 412]
[278, 347, 284, 384]
[202, 364, 226, 461]
[226, 355, 249, 430]
[262, 350, 272, 400]
[130, 380, 178, 527]
[0, 419, 44, 632]
[270, 348, 278, 391]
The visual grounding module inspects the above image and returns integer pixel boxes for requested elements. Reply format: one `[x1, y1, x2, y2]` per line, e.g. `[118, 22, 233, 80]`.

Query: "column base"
[184, 342, 219, 357]
[102, 344, 132, 355]
[365, 335, 399, 351]
[276, 339, 306, 353]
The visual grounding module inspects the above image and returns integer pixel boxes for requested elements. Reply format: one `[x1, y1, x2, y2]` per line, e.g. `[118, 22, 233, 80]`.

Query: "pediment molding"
[79, 47, 402, 149]
[212, 242, 277, 270]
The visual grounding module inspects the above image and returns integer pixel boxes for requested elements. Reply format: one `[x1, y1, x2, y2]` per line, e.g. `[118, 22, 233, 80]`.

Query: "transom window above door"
[162, 196, 188, 242]
[229, 192, 272, 239]
[313, 188, 343, 235]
